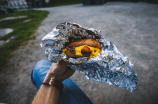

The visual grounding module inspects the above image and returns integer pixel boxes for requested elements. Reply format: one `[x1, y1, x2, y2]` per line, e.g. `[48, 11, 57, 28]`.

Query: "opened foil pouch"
[41, 22, 138, 92]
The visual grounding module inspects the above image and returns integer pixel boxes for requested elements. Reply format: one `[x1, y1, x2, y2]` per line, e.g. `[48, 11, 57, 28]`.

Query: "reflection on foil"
[41, 22, 138, 92]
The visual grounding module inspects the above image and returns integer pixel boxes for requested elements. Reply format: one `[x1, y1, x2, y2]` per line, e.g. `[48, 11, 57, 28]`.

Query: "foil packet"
[41, 22, 138, 92]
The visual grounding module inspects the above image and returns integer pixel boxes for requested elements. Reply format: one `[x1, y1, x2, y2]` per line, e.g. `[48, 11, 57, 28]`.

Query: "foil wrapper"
[41, 22, 138, 92]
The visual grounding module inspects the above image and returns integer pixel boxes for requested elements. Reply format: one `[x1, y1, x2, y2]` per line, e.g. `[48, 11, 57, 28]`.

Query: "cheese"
[75, 46, 84, 56]
[75, 45, 101, 61]
[62, 45, 101, 61]
[62, 48, 67, 55]
[87, 46, 101, 60]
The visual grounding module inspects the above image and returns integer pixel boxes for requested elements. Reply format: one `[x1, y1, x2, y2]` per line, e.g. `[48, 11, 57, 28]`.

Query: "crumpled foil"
[41, 22, 138, 92]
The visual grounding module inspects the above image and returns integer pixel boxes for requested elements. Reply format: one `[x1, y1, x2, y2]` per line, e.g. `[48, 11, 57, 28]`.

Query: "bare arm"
[32, 84, 59, 104]
[32, 61, 75, 104]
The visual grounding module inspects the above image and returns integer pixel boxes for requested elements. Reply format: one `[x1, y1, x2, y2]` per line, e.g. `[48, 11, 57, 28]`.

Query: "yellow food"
[75, 46, 84, 56]
[62, 48, 67, 55]
[62, 45, 101, 61]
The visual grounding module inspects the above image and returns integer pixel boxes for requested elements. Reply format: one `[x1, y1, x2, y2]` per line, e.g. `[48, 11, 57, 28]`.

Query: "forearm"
[32, 63, 61, 104]
[32, 84, 59, 104]
[32, 61, 73, 104]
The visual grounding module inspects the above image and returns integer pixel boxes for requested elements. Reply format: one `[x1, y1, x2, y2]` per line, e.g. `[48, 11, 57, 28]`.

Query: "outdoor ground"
[0, 2, 158, 104]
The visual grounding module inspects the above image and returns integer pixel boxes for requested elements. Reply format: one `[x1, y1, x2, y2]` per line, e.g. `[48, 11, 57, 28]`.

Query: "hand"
[45, 60, 75, 82]
[32, 61, 73, 104]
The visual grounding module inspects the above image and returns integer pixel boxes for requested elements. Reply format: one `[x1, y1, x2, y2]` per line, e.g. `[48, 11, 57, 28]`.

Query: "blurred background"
[0, 0, 158, 104]
[0, 0, 158, 10]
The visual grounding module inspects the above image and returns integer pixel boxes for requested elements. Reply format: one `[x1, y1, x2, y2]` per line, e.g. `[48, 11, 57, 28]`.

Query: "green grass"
[45, 0, 82, 7]
[0, 10, 49, 67]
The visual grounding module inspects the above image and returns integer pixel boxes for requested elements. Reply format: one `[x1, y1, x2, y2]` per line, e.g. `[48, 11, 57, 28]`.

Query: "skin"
[32, 61, 75, 104]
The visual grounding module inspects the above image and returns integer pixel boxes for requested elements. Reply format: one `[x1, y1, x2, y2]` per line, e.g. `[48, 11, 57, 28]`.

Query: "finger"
[60, 66, 75, 81]
[49, 61, 68, 76]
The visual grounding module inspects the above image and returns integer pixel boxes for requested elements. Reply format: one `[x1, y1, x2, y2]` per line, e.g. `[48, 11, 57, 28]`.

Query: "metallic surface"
[41, 22, 138, 92]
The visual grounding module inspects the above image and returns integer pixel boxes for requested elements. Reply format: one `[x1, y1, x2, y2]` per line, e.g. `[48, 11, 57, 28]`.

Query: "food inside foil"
[41, 22, 138, 92]
[62, 38, 101, 61]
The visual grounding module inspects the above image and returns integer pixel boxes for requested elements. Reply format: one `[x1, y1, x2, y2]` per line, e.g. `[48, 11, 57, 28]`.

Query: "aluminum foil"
[41, 22, 138, 92]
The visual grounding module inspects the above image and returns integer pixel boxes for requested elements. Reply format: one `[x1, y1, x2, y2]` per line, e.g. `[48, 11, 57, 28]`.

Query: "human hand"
[32, 61, 74, 104]
[45, 60, 75, 82]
